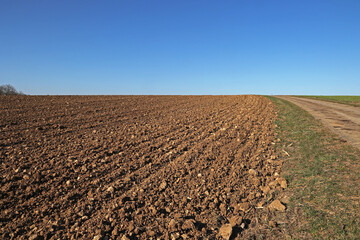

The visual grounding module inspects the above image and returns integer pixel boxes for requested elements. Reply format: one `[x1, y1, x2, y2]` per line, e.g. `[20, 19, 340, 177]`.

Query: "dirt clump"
[0, 95, 281, 239]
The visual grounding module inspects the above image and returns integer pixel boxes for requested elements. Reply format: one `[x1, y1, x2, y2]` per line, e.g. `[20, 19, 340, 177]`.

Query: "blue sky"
[1, 0, 359, 95]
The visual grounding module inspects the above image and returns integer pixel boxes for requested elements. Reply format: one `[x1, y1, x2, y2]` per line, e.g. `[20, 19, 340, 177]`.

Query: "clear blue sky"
[1, 0, 359, 95]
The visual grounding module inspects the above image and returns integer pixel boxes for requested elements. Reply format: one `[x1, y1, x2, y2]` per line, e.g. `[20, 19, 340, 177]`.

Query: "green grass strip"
[298, 96, 360, 107]
[268, 96, 360, 239]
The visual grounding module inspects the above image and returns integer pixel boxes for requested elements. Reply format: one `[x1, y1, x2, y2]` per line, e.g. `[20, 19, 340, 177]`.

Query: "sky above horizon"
[1, 0, 359, 95]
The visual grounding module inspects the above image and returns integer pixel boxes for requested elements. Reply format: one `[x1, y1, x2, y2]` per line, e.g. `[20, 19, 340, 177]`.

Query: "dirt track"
[1, 95, 284, 239]
[276, 96, 360, 149]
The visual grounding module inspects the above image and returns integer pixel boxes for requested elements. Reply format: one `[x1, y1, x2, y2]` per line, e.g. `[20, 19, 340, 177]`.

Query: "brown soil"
[276, 96, 360, 150]
[0, 95, 283, 239]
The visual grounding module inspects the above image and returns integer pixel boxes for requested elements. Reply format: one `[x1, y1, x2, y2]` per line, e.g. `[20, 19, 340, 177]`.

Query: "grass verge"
[298, 95, 360, 107]
[268, 96, 360, 239]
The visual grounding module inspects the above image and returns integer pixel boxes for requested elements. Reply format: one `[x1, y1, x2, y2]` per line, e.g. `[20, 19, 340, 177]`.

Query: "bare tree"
[0, 84, 24, 95]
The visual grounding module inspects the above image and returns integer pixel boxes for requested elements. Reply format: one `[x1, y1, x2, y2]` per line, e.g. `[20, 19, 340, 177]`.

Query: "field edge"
[267, 96, 360, 239]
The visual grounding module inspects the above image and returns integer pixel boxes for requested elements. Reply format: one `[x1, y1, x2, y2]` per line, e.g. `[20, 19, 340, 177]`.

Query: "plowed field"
[1, 95, 282, 239]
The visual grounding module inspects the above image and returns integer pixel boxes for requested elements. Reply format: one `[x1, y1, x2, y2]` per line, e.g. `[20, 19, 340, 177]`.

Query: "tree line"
[0, 84, 24, 95]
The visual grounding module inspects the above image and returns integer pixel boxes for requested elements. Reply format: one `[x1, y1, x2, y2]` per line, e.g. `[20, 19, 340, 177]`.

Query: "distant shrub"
[0, 84, 24, 95]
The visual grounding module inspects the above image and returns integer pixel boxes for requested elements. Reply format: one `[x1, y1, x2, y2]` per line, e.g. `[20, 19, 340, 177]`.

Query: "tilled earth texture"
[1, 96, 282, 240]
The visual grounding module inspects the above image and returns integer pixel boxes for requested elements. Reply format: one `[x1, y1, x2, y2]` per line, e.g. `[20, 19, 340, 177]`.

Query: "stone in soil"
[219, 224, 233, 240]
[269, 199, 286, 212]
[277, 177, 287, 188]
